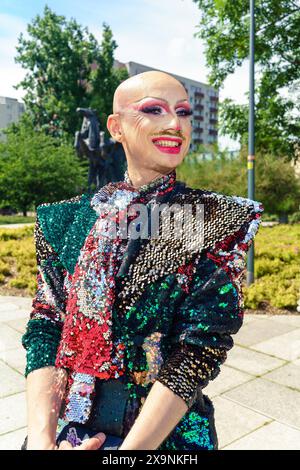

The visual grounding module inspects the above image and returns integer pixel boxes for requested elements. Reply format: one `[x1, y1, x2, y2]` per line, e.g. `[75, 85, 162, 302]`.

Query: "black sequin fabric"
[156, 343, 227, 408]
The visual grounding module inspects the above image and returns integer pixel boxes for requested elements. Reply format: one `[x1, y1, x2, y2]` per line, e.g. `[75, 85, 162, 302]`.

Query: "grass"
[0, 215, 36, 225]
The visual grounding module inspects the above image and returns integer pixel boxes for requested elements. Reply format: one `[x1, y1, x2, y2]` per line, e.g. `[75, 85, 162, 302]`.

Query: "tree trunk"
[22, 209, 27, 217]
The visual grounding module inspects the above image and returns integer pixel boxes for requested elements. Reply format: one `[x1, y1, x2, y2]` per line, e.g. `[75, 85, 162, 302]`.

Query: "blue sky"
[0, 0, 249, 149]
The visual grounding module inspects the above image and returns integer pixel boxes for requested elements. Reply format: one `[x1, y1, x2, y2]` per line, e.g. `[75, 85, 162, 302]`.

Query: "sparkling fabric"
[63, 373, 96, 423]
[21, 217, 67, 377]
[53, 170, 177, 423]
[156, 343, 227, 408]
[158, 410, 214, 450]
[21, 168, 264, 449]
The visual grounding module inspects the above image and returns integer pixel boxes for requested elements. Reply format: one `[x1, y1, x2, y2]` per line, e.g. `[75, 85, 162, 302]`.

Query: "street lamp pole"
[247, 0, 255, 286]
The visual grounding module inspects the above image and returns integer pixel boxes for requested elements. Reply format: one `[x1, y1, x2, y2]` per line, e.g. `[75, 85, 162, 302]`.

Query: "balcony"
[209, 107, 218, 113]
[194, 115, 204, 121]
[194, 104, 204, 111]
[193, 138, 203, 144]
[194, 127, 203, 133]
[210, 96, 219, 102]
[195, 91, 205, 98]
[209, 118, 218, 125]
[209, 129, 218, 136]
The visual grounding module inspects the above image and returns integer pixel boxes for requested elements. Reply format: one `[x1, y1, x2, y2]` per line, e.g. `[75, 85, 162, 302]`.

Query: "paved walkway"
[0, 295, 300, 450]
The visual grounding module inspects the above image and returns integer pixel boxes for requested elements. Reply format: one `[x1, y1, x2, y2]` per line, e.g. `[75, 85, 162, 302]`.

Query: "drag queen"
[21, 70, 263, 450]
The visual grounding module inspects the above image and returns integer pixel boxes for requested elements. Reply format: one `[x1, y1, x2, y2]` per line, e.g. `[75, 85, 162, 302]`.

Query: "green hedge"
[243, 223, 300, 309]
[0, 225, 37, 295]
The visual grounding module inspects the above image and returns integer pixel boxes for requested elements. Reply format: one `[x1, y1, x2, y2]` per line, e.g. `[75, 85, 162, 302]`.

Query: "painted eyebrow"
[133, 96, 189, 105]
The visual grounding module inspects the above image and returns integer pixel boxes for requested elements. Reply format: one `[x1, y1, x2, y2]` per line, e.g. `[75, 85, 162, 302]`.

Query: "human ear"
[106, 114, 123, 142]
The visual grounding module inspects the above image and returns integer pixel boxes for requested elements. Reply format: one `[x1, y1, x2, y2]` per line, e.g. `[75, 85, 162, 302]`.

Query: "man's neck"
[126, 167, 174, 190]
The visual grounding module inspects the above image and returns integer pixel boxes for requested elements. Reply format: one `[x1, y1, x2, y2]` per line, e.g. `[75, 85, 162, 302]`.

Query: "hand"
[57, 432, 106, 450]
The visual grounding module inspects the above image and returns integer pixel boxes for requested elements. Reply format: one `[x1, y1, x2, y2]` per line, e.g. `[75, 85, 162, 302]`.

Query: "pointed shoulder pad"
[36, 193, 98, 273]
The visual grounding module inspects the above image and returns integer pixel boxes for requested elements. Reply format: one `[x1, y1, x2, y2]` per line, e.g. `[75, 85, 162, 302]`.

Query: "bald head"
[107, 69, 192, 181]
[112, 70, 188, 114]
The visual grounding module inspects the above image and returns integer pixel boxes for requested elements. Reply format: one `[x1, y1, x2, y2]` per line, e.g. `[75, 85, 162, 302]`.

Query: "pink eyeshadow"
[136, 99, 191, 112]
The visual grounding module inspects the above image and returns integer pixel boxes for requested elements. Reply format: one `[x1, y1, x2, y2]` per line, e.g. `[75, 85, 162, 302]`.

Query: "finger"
[76, 432, 106, 450]
[58, 439, 73, 450]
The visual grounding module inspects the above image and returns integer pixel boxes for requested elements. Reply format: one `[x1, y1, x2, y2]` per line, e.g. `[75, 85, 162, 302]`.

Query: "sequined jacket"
[22, 173, 264, 450]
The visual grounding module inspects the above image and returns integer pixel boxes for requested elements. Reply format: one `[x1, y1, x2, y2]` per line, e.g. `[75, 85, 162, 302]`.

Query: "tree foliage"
[192, 0, 300, 158]
[0, 122, 86, 215]
[178, 145, 300, 220]
[14, 5, 129, 139]
[178, 143, 246, 195]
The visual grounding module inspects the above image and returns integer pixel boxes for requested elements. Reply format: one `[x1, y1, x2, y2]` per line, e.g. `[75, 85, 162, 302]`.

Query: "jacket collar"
[123, 168, 176, 195]
[90, 168, 177, 215]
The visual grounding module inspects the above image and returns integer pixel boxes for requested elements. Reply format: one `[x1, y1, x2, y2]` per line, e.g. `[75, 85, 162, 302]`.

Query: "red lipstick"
[151, 137, 182, 154]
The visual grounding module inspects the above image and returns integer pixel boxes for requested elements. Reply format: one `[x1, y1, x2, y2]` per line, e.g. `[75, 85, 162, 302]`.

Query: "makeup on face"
[151, 140, 182, 154]
[131, 96, 192, 155]
[134, 96, 193, 116]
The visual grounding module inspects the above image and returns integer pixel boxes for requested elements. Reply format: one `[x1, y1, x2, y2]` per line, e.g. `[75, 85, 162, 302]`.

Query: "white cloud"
[0, 13, 27, 101]
[166, 37, 188, 59]
[220, 61, 249, 105]
[103, 0, 208, 85]
[0, 12, 27, 38]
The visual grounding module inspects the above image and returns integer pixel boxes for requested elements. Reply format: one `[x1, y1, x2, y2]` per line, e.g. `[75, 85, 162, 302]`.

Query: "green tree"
[14, 5, 128, 138]
[178, 146, 300, 221]
[0, 122, 86, 215]
[192, 0, 300, 159]
[89, 24, 129, 138]
[254, 151, 300, 222]
[178, 143, 246, 195]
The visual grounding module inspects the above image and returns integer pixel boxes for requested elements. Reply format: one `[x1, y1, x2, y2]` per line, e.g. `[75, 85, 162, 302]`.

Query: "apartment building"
[0, 96, 25, 140]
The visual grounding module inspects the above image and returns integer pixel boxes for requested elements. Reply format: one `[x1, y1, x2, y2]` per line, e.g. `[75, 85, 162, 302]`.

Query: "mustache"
[152, 130, 186, 141]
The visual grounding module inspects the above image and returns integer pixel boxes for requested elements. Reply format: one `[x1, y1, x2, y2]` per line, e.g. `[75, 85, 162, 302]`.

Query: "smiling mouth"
[151, 137, 183, 148]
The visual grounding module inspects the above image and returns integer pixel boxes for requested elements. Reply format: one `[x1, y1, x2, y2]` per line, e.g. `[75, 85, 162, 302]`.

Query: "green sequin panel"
[158, 410, 214, 450]
[37, 193, 98, 274]
[22, 319, 62, 377]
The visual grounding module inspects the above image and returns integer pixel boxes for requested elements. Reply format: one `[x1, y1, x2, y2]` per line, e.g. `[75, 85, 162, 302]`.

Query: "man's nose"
[168, 112, 182, 131]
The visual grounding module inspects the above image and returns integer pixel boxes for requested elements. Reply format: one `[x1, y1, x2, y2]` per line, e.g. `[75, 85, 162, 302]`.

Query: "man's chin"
[128, 151, 185, 173]
[155, 154, 185, 170]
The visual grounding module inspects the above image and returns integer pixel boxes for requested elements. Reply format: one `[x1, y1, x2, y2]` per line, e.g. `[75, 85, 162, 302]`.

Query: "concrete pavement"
[0, 295, 300, 450]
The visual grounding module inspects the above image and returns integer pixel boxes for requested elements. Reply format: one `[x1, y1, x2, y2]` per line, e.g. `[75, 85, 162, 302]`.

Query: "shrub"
[290, 212, 300, 224]
[243, 223, 300, 309]
[0, 225, 37, 296]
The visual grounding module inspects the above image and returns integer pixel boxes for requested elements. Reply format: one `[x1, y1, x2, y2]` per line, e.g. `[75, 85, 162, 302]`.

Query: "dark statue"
[74, 108, 127, 191]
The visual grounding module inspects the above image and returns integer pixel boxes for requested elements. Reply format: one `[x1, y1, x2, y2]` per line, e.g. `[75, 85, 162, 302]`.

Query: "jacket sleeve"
[156, 196, 264, 408]
[21, 213, 68, 378]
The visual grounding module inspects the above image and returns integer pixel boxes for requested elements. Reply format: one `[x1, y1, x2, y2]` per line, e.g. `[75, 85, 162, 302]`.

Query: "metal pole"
[247, 0, 255, 286]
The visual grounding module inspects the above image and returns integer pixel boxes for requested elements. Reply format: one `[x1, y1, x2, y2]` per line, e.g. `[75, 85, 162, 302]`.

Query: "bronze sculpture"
[74, 107, 126, 191]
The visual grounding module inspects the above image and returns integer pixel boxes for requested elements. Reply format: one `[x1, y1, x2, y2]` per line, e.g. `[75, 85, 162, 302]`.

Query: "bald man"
[22, 71, 264, 450]
[108, 70, 192, 188]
